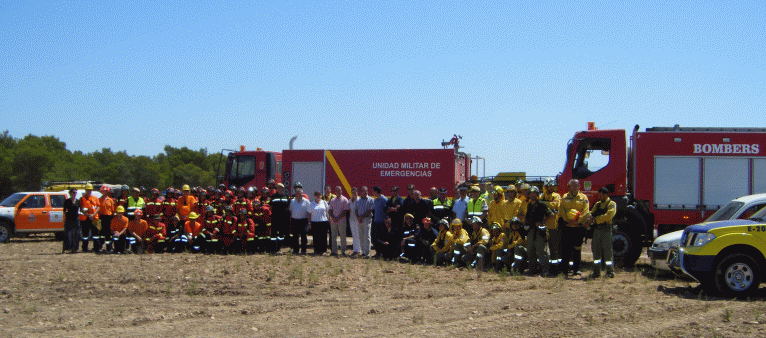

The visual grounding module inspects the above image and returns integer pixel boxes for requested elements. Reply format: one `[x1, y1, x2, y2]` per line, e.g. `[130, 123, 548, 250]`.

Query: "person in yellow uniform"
[487, 223, 509, 271]
[463, 216, 490, 269]
[558, 179, 590, 276]
[517, 183, 531, 224]
[430, 219, 454, 266]
[540, 179, 562, 275]
[510, 217, 529, 273]
[589, 187, 617, 278]
[502, 185, 522, 233]
[448, 218, 470, 266]
[487, 186, 507, 229]
[466, 186, 488, 224]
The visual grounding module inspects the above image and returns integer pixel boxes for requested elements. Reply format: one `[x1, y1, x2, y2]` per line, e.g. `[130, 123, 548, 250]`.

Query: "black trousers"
[311, 221, 329, 254]
[63, 219, 80, 253]
[560, 223, 586, 274]
[371, 221, 385, 255]
[99, 215, 113, 250]
[80, 218, 101, 251]
[291, 218, 308, 254]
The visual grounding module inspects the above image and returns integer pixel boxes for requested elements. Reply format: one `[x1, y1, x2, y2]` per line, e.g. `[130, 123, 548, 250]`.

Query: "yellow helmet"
[84, 183, 94, 190]
[568, 209, 581, 221]
[115, 206, 125, 213]
[450, 219, 462, 227]
[182, 184, 191, 191]
[188, 212, 199, 220]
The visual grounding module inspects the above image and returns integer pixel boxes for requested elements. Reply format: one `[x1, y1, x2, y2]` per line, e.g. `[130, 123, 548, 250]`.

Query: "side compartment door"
[14, 194, 52, 232]
[292, 162, 324, 197]
[48, 194, 66, 228]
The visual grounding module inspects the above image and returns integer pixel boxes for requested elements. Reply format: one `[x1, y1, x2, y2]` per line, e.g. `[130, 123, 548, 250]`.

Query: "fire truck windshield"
[572, 138, 611, 179]
[226, 155, 255, 188]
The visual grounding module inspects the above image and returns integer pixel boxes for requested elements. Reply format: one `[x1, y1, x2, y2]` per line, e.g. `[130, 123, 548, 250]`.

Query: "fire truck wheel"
[714, 253, 761, 298]
[0, 223, 11, 243]
[612, 229, 640, 268]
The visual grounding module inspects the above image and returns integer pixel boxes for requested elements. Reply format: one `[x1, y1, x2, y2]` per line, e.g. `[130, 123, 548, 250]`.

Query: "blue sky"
[2, 0, 764, 178]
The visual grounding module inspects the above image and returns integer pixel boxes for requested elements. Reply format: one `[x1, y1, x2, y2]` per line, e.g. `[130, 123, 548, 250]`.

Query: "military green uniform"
[590, 198, 617, 277]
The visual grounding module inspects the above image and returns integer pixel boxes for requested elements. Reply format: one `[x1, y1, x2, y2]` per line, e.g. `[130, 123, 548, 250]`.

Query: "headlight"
[692, 233, 716, 247]
[652, 242, 671, 251]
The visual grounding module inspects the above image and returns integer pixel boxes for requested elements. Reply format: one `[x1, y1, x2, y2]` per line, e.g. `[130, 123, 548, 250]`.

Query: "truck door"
[15, 194, 59, 232]
[292, 162, 324, 196]
[570, 137, 623, 198]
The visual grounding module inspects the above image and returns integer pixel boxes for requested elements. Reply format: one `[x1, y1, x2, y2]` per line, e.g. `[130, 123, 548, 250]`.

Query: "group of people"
[61, 178, 617, 279]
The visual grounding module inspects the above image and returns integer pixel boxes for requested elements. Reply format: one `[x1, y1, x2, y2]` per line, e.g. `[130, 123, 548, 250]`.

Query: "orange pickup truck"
[0, 191, 101, 243]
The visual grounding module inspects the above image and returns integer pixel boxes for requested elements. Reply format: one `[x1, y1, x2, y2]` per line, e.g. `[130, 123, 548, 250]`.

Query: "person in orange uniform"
[233, 188, 251, 216]
[252, 198, 272, 252]
[98, 186, 115, 252]
[184, 212, 205, 253]
[79, 183, 101, 252]
[145, 214, 167, 253]
[195, 189, 211, 217]
[162, 188, 177, 226]
[236, 208, 255, 253]
[176, 185, 197, 221]
[127, 209, 149, 253]
[200, 205, 221, 253]
[144, 188, 164, 220]
[215, 206, 239, 254]
[110, 206, 130, 253]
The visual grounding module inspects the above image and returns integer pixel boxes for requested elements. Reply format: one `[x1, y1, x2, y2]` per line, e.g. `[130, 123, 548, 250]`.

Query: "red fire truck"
[556, 125, 766, 266]
[221, 146, 472, 199]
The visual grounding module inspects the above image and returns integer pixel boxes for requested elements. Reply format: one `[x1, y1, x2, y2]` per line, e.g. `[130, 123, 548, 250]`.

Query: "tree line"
[0, 131, 225, 199]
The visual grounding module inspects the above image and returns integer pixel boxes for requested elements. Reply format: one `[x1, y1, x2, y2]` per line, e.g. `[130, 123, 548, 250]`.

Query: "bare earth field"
[1, 235, 765, 337]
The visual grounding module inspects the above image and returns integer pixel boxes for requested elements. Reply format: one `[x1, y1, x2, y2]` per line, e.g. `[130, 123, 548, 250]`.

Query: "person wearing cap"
[510, 217, 530, 273]
[370, 186, 389, 258]
[487, 222, 509, 271]
[241, 205, 260, 253]
[487, 186, 507, 230]
[451, 185, 470, 223]
[200, 205, 221, 253]
[145, 188, 163, 220]
[308, 191, 331, 255]
[447, 218, 470, 266]
[558, 179, 590, 276]
[418, 217, 439, 265]
[328, 186, 350, 256]
[79, 183, 101, 252]
[289, 185, 311, 255]
[524, 186, 553, 276]
[540, 179, 562, 274]
[589, 187, 617, 278]
[398, 214, 421, 263]
[176, 184, 197, 221]
[480, 181, 492, 202]
[184, 212, 206, 253]
[127, 209, 149, 253]
[126, 187, 145, 221]
[517, 183, 531, 224]
[62, 188, 81, 254]
[354, 186, 375, 257]
[385, 186, 404, 229]
[466, 186, 488, 224]
[429, 187, 453, 224]
[145, 213, 167, 253]
[463, 216, 491, 269]
[215, 206, 239, 254]
[374, 217, 402, 260]
[110, 206, 130, 253]
[502, 186, 523, 232]
[97, 186, 115, 252]
[269, 183, 290, 251]
[430, 219, 454, 266]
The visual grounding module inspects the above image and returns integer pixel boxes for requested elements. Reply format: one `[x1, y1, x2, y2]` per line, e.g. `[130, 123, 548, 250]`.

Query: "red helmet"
[151, 188, 160, 195]
[100, 186, 111, 194]
[134, 209, 143, 217]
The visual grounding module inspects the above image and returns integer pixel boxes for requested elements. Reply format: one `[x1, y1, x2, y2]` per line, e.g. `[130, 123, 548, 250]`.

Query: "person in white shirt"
[348, 187, 361, 257]
[288, 187, 311, 254]
[308, 191, 330, 255]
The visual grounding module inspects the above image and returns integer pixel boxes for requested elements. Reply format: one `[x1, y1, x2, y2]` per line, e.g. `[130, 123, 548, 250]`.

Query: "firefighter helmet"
[239, 208, 247, 215]
[471, 216, 482, 224]
[115, 206, 125, 213]
[206, 205, 215, 213]
[84, 183, 94, 190]
[134, 209, 143, 217]
[100, 186, 111, 194]
[568, 209, 581, 221]
[188, 212, 199, 220]
[182, 184, 191, 191]
[451, 219, 463, 227]
[490, 222, 501, 231]
[151, 188, 160, 195]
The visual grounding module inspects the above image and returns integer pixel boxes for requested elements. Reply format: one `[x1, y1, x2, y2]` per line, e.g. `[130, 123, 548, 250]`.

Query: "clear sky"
[2, 0, 764, 178]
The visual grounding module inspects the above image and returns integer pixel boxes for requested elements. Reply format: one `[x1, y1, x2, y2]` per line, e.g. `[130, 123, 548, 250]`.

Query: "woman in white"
[348, 187, 360, 257]
[308, 191, 330, 255]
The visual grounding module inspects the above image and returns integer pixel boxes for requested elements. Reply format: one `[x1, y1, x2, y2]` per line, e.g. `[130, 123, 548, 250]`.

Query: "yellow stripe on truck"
[325, 150, 352, 196]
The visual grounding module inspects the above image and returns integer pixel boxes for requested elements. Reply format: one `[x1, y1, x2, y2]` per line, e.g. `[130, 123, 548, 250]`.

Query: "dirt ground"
[1, 235, 765, 337]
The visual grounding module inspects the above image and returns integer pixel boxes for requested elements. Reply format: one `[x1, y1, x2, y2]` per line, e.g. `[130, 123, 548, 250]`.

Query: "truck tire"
[714, 253, 761, 298]
[612, 229, 641, 268]
[0, 223, 11, 243]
